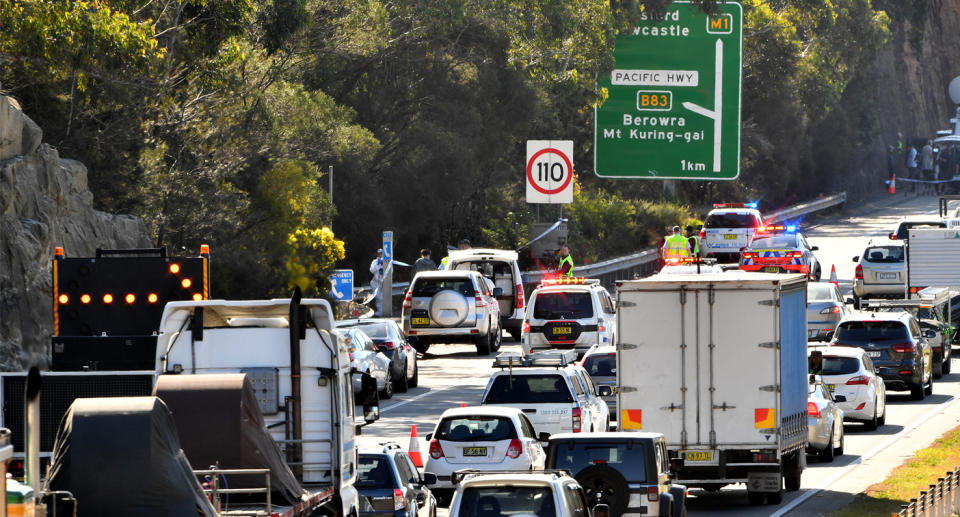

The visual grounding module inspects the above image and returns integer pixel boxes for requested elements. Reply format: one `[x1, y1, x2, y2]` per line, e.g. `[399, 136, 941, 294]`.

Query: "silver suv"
[402, 271, 502, 355]
[852, 242, 904, 305]
[442, 249, 526, 341]
[447, 471, 593, 517]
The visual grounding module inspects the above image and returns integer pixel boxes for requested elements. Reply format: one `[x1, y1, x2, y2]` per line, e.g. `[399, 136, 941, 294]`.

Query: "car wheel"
[925, 377, 934, 396]
[395, 364, 409, 393]
[863, 405, 878, 431]
[852, 294, 861, 309]
[491, 324, 502, 353]
[818, 429, 835, 462]
[747, 491, 765, 505]
[836, 426, 845, 456]
[381, 371, 394, 400]
[409, 361, 419, 388]
[432, 489, 452, 508]
[945, 356, 953, 374]
[813, 264, 822, 282]
[574, 465, 629, 516]
[877, 398, 886, 426]
[910, 381, 925, 400]
[413, 340, 430, 355]
[509, 329, 522, 342]
[934, 358, 943, 379]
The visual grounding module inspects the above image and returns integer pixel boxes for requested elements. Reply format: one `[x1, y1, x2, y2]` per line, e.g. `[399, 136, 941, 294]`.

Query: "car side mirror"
[425, 432, 432, 441]
[538, 432, 551, 442]
[355, 371, 379, 406]
[834, 395, 847, 402]
[493, 287, 503, 297]
[670, 457, 685, 471]
[845, 297, 855, 305]
[888, 232, 897, 240]
[811, 246, 819, 251]
[852, 256, 859, 262]
[422, 472, 437, 485]
[598, 385, 613, 397]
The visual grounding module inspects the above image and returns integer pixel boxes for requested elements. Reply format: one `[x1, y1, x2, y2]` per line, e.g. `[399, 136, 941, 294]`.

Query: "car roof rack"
[493, 350, 578, 368]
[451, 469, 572, 485]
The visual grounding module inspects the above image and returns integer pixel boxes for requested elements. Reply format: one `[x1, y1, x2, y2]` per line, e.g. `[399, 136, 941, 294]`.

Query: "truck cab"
[155, 296, 379, 516]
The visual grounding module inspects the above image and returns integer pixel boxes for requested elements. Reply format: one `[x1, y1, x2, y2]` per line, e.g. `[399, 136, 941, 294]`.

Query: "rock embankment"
[0, 95, 152, 369]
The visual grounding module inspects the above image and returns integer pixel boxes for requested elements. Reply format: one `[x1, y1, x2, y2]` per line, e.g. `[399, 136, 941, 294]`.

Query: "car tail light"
[752, 451, 777, 463]
[889, 232, 898, 240]
[856, 402, 866, 410]
[429, 439, 444, 459]
[393, 488, 405, 510]
[807, 402, 821, 418]
[846, 375, 870, 385]
[699, 230, 706, 239]
[598, 325, 605, 332]
[820, 306, 841, 314]
[572, 407, 582, 433]
[475, 296, 487, 308]
[516, 285, 524, 309]
[402, 289, 413, 310]
[855, 264, 863, 280]
[899, 369, 913, 375]
[506, 439, 523, 459]
[522, 321, 530, 333]
[892, 342, 916, 354]
[742, 251, 755, 259]
[379, 341, 396, 350]
[789, 251, 803, 258]
[647, 486, 659, 502]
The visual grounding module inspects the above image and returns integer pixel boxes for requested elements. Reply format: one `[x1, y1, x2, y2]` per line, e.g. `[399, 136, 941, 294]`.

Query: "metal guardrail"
[369, 192, 847, 297]
[898, 467, 960, 517]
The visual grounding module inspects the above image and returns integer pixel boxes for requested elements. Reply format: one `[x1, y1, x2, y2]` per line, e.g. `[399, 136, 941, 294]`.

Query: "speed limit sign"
[526, 140, 574, 204]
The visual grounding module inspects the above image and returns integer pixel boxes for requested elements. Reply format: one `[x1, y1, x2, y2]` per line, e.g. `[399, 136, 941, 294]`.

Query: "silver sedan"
[807, 378, 845, 462]
[807, 282, 851, 341]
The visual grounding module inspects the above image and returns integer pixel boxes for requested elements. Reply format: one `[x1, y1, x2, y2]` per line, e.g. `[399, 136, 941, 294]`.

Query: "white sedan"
[816, 345, 887, 430]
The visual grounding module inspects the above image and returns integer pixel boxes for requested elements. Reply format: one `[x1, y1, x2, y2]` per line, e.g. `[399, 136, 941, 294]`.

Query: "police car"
[481, 351, 610, 436]
[738, 224, 822, 280]
[700, 202, 764, 263]
[520, 278, 616, 357]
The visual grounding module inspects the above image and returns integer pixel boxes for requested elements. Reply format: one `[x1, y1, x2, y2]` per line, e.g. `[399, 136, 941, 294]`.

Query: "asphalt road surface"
[356, 193, 954, 517]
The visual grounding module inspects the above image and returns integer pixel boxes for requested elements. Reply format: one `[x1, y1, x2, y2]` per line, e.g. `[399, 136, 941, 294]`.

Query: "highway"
[356, 193, 953, 516]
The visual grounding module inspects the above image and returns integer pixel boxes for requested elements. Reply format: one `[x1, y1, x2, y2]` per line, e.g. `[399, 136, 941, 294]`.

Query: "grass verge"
[828, 424, 960, 516]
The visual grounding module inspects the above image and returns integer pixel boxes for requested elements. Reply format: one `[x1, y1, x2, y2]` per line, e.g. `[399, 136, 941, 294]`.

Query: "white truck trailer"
[905, 227, 960, 297]
[615, 272, 809, 505]
[154, 295, 379, 517]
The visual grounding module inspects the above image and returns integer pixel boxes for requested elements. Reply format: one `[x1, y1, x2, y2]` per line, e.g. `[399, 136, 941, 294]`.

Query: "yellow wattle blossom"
[285, 226, 346, 296]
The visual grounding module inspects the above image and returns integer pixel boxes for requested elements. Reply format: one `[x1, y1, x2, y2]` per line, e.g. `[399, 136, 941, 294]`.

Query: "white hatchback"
[812, 346, 887, 430]
[424, 406, 546, 495]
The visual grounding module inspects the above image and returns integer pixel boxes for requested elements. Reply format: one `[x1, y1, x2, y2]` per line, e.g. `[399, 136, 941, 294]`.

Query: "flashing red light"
[124, 293, 136, 304]
[169, 263, 181, 274]
[181, 278, 192, 289]
[58, 294, 69, 304]
[103, 293, 114, 304]
[147, 293, 159, 303]
[192, 293, 203, 301]
[80, 294, 91, 304]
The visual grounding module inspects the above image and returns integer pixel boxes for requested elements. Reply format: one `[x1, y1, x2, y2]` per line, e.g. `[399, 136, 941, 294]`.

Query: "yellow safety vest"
[665, 234, 690, 259]
[559, 255, 574, 277]
[689, 235, 700, 255]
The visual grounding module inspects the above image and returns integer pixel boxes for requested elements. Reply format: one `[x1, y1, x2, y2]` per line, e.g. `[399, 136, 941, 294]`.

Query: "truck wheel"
[784, 453, 802, 491]
[747, 491, 765, 505]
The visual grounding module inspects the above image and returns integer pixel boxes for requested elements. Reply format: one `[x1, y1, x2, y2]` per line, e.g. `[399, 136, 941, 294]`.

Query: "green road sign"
[594, 1, 743, 180]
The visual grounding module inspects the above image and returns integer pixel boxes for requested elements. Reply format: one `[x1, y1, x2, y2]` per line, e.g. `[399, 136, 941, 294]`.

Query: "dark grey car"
[337, 319, 418, 392]
[807, 282, 850, 341]
[358, 444, 437, 517]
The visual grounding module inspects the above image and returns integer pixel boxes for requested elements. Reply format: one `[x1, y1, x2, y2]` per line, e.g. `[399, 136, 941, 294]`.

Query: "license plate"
[463, 447, 487, 457]
[683, 451, 713, 462]
[878, 272, 898, 280]
[553, 326, 572, 335]
[724, 234, 739, 240]
[827, 384, 835, 391]
[411, 317, 430, 326]
[867, 351, 881, 358]
[764, 267, 781, 273]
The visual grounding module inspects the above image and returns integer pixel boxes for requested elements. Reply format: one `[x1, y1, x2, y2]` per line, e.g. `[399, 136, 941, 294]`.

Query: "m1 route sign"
[594, 1, 743, 180]
[526, 140, 574, 204]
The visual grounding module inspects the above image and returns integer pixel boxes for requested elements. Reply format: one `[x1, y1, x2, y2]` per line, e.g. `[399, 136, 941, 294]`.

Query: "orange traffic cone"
[830, 264, 838, 287]
[889, 174, 896, 195]
[408, 425, 424, 468]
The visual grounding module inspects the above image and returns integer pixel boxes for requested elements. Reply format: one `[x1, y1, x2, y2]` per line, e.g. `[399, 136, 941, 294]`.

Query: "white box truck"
[615, 272, 808, 505]
[906, 227, 960, 297]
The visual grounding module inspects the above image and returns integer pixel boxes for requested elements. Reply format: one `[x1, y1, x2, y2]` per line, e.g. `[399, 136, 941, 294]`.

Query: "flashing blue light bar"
[786, 225, 797, 232]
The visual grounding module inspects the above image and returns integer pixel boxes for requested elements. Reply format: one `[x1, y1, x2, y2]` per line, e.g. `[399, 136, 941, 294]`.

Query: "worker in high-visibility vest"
[662, 226, 691, 260]
[685, 225, 700, 257]
[558, 244, 574, 277]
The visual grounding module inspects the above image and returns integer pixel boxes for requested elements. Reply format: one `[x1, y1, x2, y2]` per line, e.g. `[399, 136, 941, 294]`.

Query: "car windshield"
[862, 246, 904, 263]
[458, 486, 556, 517]
[705, 212, 757, 228]
[435, 416, 517, 442]
[412, 278, 475, 297]
[356, 455, 394, 489]
[483, 374, 574, 404]
[822, 356, 860, 375]
[835, 320, 908, 341]
[550, 442, 649, 482]
[582, 353, 616, 377]
[749, 235, 797, 249]
[341, 321, 390, 339]
[808, 284, 835, 302]
[533, 292, 594, 319]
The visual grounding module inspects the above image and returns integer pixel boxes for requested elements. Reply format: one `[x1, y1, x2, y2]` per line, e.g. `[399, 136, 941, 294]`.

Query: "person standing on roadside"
[662, 226, 691, 261]
[413, 248, 437, 274]
[557, 244, 575, 277]
[921, 140, 935, 196]
[685, 225, 700, 258]
[887, 145, 897, 188]
[906, 144, 919, 194]
[369, 249, 388, 316]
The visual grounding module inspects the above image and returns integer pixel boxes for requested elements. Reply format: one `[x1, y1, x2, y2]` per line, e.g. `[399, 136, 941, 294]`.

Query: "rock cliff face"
[0, 95, 152, 369]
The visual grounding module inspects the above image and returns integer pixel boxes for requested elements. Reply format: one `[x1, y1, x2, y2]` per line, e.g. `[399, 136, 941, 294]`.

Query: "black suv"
[357, 443, 437, 517]
[830, 312, 935, 400]
[545, 432, 686, 517]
